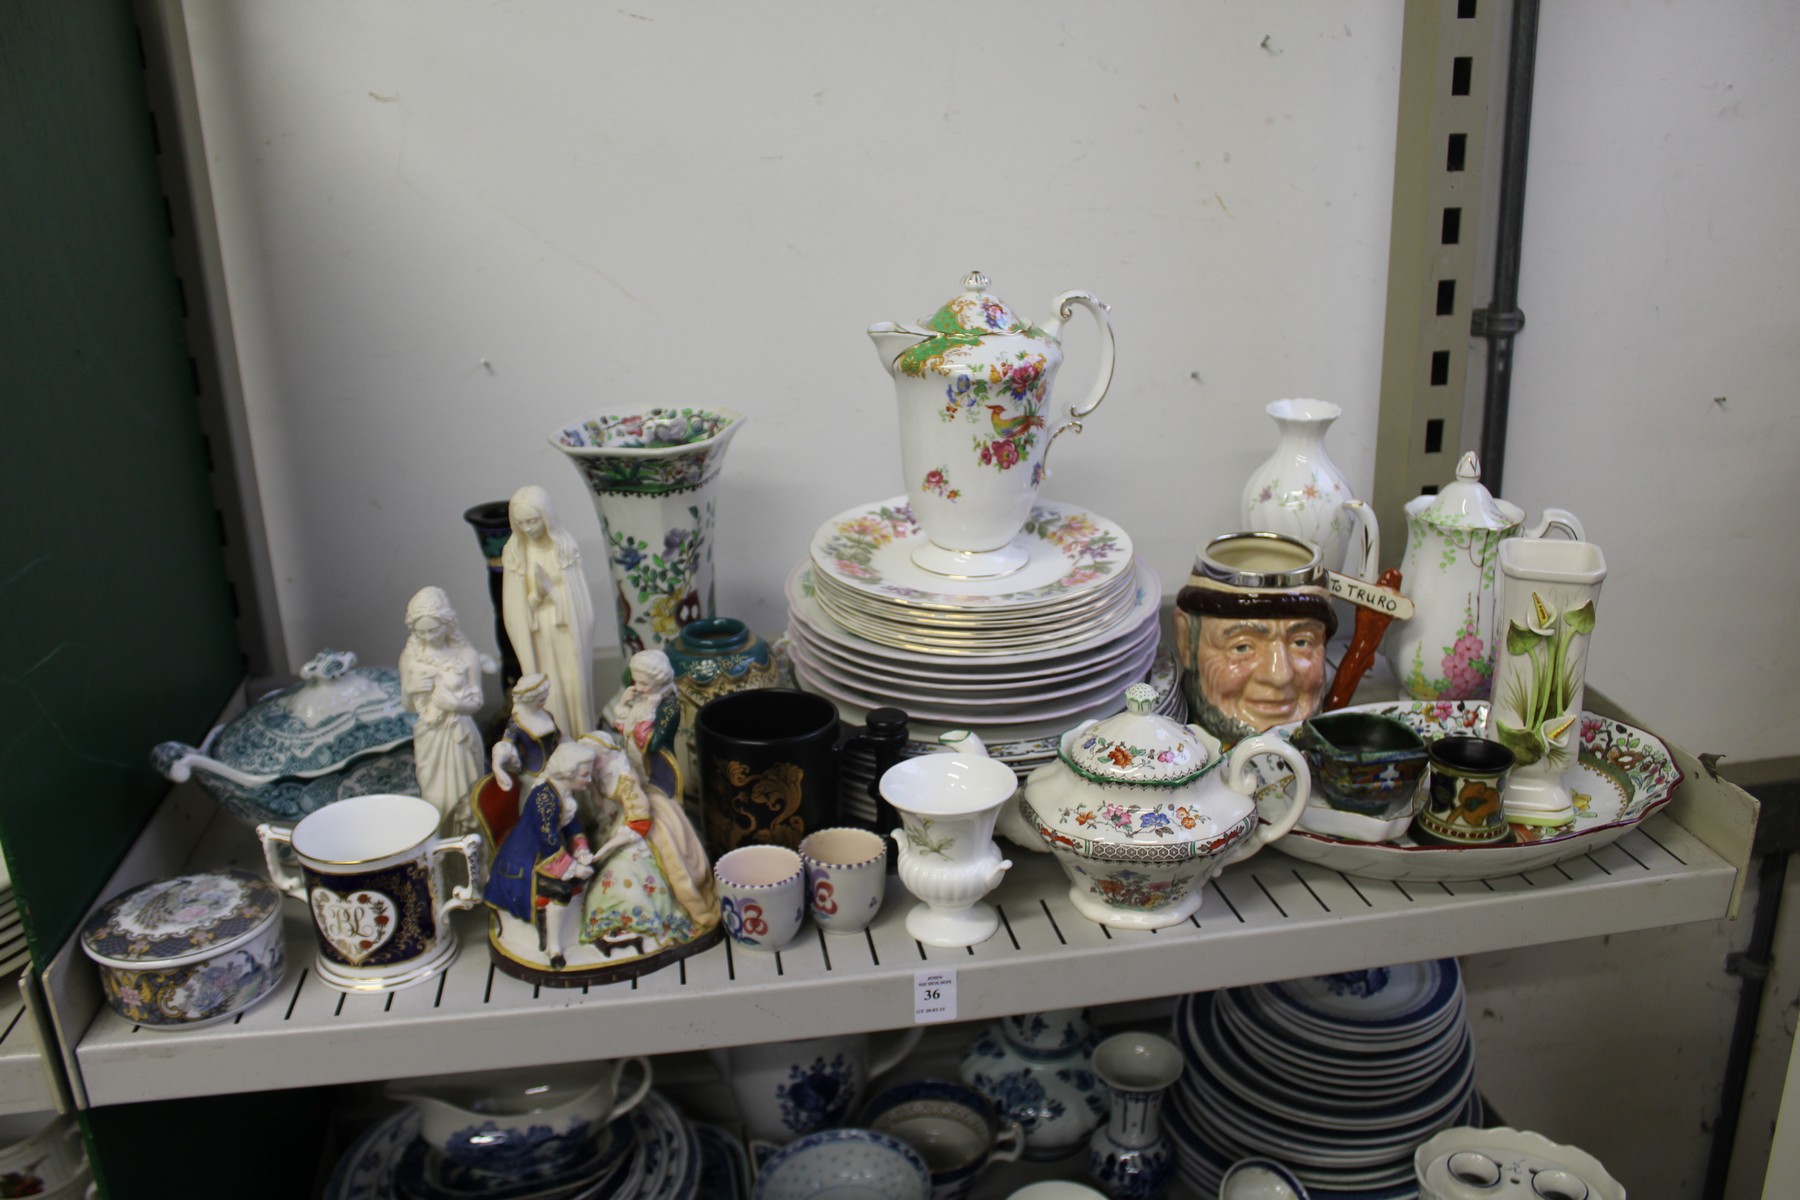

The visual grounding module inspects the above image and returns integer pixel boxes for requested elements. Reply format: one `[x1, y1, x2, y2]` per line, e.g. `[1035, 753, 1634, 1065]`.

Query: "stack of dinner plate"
[1167, 960, 1479, 1200]
[804, 497, 1143, 656]
[788, 497, 1178, 825]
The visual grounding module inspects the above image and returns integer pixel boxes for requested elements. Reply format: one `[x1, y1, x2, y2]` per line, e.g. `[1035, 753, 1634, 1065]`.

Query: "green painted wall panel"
[0, 0, 242, 965]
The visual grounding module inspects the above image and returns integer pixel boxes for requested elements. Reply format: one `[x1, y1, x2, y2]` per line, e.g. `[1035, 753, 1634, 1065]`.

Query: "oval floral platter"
[1249, 700, 1684, 882]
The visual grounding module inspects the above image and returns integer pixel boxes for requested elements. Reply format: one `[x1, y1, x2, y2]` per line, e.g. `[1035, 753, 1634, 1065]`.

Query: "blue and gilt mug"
[258, 793, 481, 993]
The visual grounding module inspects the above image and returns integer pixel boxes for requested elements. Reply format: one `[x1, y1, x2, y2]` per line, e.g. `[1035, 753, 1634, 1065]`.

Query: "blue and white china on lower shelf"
[960, 1009, 1107, 1161]
[752, 1127, 932, 1200]
[1086, 1031, 1183, 1199]
[384, 1058, 650, 1171]
[1413, 1126, 1623, 1200]
[324, 1090, 699, 1200]
[713, 1028, 923, 1146]
[862, 1078, 1024, 1200]
[695, 1122, 753, 1199]
[1168, 960, 1479, 1200]
[1220, 1157, 1314, 1200]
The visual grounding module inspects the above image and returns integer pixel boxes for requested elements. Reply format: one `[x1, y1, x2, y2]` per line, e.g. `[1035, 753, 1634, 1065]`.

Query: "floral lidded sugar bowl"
[151, 649, 418, 826]
[1020, 684, 1311, 929]
[80, 869, 286, 1030]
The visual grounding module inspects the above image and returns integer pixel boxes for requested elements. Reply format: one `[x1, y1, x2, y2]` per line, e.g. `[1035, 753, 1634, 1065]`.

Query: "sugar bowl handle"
[1524, 507, 1584, 541]
[1222, 733, 1312, 862]
[432, 832, 486, 922]
[255, 823, 307, 902]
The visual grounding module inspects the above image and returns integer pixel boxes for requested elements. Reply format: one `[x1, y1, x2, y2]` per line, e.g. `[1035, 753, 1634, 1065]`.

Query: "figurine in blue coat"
[485, 740, 595, 968]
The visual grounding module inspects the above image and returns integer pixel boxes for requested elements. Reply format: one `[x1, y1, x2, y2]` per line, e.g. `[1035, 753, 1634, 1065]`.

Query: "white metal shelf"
[66, 802, 1734, 1107]
[0, 976, 60, 1116]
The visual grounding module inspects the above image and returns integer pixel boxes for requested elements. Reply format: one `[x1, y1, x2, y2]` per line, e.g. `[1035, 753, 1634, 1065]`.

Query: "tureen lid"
[1061, 685, 1222, 787]
[1413, 452, 1514, 529]
[208, 649, 414, 778]
[917, 271, 1034, 339]
[81, 869, 281, 969]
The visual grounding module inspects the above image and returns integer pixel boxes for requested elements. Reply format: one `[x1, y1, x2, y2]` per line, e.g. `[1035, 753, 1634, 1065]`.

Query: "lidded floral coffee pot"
[869, 271, 1115, 579]
[1384, 453, 1583, 701]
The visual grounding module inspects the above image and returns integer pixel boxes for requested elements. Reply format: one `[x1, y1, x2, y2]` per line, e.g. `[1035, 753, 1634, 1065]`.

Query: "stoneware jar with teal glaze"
[665, 617, 781, 801]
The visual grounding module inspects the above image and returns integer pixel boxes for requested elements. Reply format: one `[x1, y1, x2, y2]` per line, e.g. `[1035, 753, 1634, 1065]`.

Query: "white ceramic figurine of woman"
[501, 484, 597, 743]
[399, 586, 494, 832]
[601, 649, 681, 781]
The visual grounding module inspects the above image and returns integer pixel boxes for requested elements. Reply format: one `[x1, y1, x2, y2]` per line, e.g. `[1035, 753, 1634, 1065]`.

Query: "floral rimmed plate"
[1258, 700, 1684, 882]
[788, 560, 1162, 666]
[808, 497, 1133, 611]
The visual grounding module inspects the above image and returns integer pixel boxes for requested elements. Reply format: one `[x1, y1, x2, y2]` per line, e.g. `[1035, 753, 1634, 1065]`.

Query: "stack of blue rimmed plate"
[1167, 959, 1479, 1200]
[324, 1091, 708, 1200]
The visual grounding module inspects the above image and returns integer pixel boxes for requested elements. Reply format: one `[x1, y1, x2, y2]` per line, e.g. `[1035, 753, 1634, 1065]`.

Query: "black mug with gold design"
[695, 689, 906, 857]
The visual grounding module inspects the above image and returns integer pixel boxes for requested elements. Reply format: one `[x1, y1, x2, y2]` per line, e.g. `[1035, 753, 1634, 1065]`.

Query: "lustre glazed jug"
[1020, 684, 1310, 930]
[869, 271, 1115, 579]
[1384, 453, 1582, 702]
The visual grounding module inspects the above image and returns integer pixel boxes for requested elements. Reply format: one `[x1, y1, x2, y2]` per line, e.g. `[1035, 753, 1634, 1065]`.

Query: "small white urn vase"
[1484, 538, 1607, 832]
[1240, 399, 1369, 576]
[880, 753, 1017, 948]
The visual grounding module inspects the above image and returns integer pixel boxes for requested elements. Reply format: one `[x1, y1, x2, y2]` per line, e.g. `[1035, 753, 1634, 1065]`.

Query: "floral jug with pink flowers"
[1384, 453, 1583, 701]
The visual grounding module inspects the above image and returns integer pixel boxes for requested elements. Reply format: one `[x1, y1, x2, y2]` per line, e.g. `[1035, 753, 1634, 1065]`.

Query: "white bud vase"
[880, 754, 1017, 948]
[1484, 538, 1607, 832]
[1240, 399, 1359, 574]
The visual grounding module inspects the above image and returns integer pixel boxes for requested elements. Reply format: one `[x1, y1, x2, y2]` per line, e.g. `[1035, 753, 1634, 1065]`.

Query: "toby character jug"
[1384, 453, 1582, 702]
[869, 271, 1115, 579]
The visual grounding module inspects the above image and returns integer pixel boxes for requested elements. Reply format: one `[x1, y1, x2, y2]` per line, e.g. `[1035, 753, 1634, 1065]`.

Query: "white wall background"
[1507, 1, 1800, 763]
[181, 0, 1799, 765]
[181, 0, 1402, 694]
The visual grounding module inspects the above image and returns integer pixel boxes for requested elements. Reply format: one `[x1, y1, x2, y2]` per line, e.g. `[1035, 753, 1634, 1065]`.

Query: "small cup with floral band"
[799, 827, 888, 935]
[714, 845, 806, 954]
[1413, 735, 1516, 846]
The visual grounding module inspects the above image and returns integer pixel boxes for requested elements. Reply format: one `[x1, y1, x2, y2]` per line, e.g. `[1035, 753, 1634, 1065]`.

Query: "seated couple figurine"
[475, 653, 721, 986]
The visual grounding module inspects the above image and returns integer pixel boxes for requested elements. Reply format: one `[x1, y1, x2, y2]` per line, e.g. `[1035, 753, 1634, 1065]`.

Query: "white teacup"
[257, 793, 482, 993]
[715, 845, 807, 954]
[864, 1079, 1024, 1200]
[799, 827, 888, 935]
[386, 1058, 650, 1170]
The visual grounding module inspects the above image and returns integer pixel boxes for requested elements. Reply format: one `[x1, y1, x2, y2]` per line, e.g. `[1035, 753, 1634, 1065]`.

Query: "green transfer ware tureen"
[152, 649, 418, 826]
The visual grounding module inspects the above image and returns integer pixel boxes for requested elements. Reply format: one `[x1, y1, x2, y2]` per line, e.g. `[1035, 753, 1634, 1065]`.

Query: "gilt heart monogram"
[309, 886, 398, 965]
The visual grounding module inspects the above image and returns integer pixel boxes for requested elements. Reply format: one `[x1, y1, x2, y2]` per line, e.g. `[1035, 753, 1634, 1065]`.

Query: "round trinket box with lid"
[80, 868, 286, 1030]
